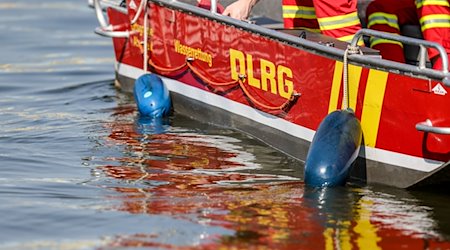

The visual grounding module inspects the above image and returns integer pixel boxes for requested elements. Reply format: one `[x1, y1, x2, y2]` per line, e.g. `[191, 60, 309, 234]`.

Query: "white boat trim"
[116, 62, 445, 173]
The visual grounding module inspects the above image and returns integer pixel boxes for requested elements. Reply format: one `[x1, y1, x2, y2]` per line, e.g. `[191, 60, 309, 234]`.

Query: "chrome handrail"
[416, 119, 450, 134]
[93, 0, 131, 38]
[94, 26, 131, 38]
[93, 0, 109, 28]
[351, 29, 449, 75]
[211, 0, 217, 14]
[131, 0, 147, 24]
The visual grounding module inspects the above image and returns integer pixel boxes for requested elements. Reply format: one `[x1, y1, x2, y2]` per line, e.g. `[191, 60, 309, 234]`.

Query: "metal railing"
[349, 30, 450, 135]
[350, 29, 449, 75]
[93, 0, 133, 38]
[416, 119, 450, 135]
[210, 0, 217, 14]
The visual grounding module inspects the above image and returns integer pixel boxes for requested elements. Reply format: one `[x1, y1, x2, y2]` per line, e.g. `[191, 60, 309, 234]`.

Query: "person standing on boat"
[222, 0, 364, 45]
[365, 0, 450, 70]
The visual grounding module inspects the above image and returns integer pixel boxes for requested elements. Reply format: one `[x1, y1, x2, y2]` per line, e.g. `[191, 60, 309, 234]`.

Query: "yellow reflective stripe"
[329, 61, 343, 113]
[282, 5, 315, 11]
[282, 13, 317, 19]
[416, 0, 450, 8]
[318, 11, 358, 23]
[282, 5, 316, 19]
[337, 34, 365, 45]
[301, 27, 321, 33]
[369, 37, 403, 47]
[360, 69, 389, 147]
[337, 34, 354, 42]
[422, 22, 450, 30]
[420, 14, 450, 31]
[367, 12, 400, 30]
[317, 12, 360, 31]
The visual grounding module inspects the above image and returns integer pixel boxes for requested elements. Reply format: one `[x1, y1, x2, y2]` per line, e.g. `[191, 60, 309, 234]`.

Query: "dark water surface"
[1, 1, 450, 249]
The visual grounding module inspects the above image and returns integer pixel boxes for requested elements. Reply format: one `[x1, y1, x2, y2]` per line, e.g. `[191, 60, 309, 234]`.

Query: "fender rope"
[343, 44, 362, 110]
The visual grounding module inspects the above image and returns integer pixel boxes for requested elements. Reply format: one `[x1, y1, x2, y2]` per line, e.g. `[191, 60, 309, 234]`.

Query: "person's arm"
[222, 0, 259, 20]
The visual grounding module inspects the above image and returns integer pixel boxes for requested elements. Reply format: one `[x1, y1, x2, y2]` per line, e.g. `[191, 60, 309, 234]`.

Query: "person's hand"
[222, 0, 258, 20]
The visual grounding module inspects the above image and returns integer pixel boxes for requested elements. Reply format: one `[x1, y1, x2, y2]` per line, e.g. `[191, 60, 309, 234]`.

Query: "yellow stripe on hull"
[348, 65, 363, 110]
[329, 61, 344, 113]
[329, 61, 389, 148]
[360, 70, 389, 147]
[328, 62, 362, 112]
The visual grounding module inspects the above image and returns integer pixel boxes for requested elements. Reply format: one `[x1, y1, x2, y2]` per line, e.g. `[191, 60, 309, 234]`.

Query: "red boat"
[91, 0, 450, 188]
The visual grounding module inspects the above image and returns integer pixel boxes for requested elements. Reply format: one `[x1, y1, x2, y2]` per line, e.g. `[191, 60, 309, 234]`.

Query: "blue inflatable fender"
[304, 109, 362, 187]
[134, 74, 172, 118]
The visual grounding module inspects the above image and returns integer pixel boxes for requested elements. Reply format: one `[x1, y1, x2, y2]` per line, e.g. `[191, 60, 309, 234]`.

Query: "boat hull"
[116, 71, 450, 188]
[101, 0, 450, 188]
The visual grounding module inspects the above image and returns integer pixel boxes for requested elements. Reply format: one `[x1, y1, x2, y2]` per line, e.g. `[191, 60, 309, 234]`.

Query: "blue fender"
[304, 109, 362, 187]
[134, 74, 172, 118]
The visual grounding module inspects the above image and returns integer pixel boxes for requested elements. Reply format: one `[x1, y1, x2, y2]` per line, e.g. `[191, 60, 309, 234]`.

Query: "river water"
[0, 1, 449, 249]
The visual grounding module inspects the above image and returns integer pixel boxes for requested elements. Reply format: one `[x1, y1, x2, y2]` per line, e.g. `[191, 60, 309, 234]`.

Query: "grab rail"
[211, 0, 217, 14]
[350, 29, 449, 75]
[94, 26, 131, 38]
[93, 0, 132, 38]
[416, 119, 450, 135]
[351, 30, 450, 135]
[131, 0, 147, 24]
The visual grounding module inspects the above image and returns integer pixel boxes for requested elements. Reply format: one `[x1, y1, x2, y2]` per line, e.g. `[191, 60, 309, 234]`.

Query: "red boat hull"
[103, 1, 450, 188]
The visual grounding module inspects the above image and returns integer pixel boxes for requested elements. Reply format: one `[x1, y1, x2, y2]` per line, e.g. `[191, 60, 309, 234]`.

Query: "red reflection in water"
[96, 106, 450, 249]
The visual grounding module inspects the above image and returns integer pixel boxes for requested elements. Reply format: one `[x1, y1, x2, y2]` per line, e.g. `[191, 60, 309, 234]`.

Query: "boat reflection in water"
[95, 104, 450, 249]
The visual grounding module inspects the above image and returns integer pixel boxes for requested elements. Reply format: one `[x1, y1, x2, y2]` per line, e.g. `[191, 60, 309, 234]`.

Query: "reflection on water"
[92, 103, 450, 249]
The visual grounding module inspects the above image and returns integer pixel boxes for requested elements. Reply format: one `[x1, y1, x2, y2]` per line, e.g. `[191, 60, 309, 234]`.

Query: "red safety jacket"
[282, 0, 363, 44]
[366, 0, 450, 70]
